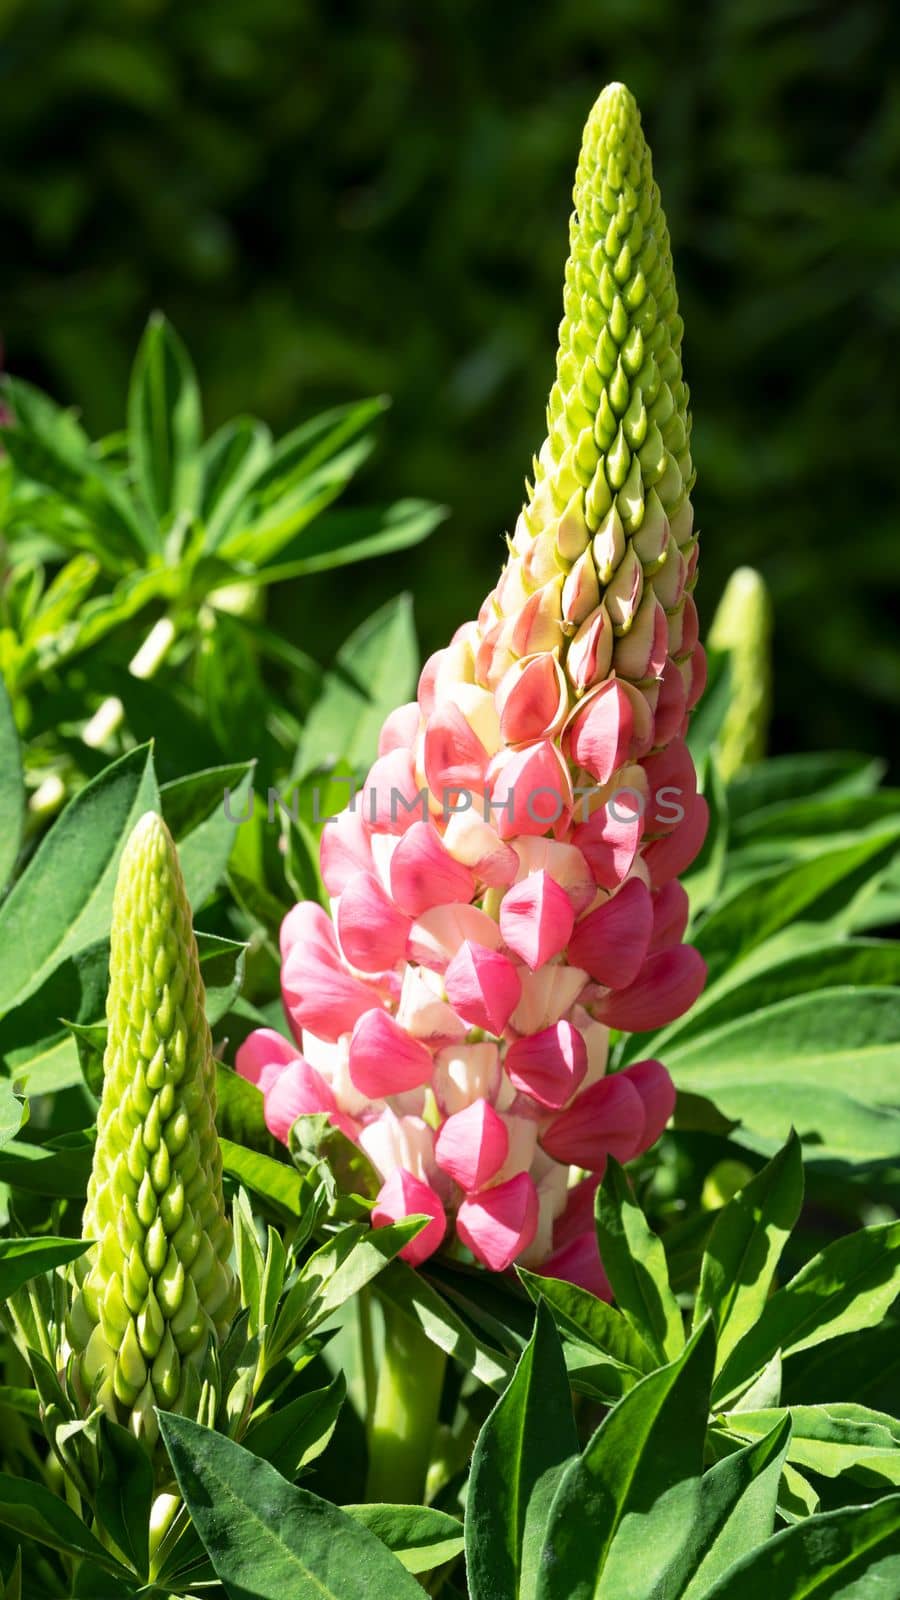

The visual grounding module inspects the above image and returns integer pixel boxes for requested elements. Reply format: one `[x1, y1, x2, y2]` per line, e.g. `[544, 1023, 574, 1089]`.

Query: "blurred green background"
[1, 0, 898, 769]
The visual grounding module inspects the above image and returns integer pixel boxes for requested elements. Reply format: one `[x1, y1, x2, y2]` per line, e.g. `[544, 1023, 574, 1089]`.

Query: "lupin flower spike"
[709, 565, 773, 779]
[68, 812, 236, 1447]
[238, 82, 708, 1293]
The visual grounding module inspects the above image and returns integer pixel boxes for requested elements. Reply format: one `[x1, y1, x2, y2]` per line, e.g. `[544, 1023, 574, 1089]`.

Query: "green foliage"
[0, 315, 443, 803]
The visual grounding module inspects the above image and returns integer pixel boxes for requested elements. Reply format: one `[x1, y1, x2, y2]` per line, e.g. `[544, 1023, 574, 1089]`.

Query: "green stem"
[365, 1299, 446, 1505]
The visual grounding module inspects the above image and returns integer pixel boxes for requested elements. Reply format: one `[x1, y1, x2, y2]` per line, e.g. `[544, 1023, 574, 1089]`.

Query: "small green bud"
[709, 566, 773, 779]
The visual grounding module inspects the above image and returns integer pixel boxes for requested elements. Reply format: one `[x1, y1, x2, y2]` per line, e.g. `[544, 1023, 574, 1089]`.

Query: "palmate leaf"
[465, 1303, 577, 1600]
[158, 1414, 424, 1600]
[517, 1267, 657, 1401]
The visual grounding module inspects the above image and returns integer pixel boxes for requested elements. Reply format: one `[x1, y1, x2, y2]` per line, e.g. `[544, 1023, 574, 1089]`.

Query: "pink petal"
[612, 593, 668, 683]
[643, 793, 709, 888]
[423, 701, 490, 798]
[397, 966, 468, 1048]
[540, 1073, 646, 1167]
[263, 1058, 357, 1146]
[435, 1100, 509, 1191]
[649, 880, 690, 951]
[487, 741, 574, 840]
[360, 748, 428, 835]
[685, 642, 708, 711]
[235, 1027, 297, 1088]
[280, 901, 337, 963]
[497, 653, 568, 745]
[513, 839, 596, 916]
[320, 806, 375, 897]
[379, 701, 421, 756]
[564, 679, 653, 785]
[348, 1008, 434, 1098]
[389, 821, 477, 915]
[456, 1172, 539, 1271]
[417, 649, 444, 716]
[504, 1020, 587, 1108]
[643, 738, 698, 837]
[509, 578, 564, 657]
[442, 809, 519, 888]
[499, 870, 575, 970]
[372, 1170, 447, 1267]
[552, 1174, 602, 1251]
[621, 1058, 677, 1148]
[407, 902, 502, 972]
[444, 941, 522, 1036]
[571, 792, 644, 890]
[337, 871, 412, 973]
[565, 603, 615, 692]
[567, 879, 653, 989]
[653, 658, 688, 748]
[540, 1232, 612, 1300]
[282, 945, 377, 1042]
[594, 945, 707, 1032]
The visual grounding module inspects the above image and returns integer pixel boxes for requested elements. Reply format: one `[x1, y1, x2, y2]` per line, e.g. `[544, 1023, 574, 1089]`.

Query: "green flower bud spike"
[68, 811, 236, 1447]
[709, 565, 773, 779]
[482, 82, 700, 706]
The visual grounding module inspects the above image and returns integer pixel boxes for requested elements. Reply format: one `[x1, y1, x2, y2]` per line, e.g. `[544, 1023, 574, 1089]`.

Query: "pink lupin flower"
[234, 82, 707, 1290]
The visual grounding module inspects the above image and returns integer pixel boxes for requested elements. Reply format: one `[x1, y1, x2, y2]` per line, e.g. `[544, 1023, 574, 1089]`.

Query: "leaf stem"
[365, 1297, 446, 1505]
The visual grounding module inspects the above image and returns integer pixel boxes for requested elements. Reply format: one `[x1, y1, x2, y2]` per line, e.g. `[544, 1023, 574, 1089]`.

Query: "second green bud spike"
[69, 811, 237, 1447]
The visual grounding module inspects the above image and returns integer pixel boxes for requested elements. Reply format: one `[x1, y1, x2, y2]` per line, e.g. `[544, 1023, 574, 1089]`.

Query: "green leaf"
[665, 990, 900, 1163]
[0, 744, 158, 1015]
[195, 933, 246, 1025]
[158, 1413, 424, 1599]
[219, 1137, 305, 1219]
[0, 1236, 90, 1300]
[0, 677, 23, 894]
[0, 1135, 92, 1198]
[346, 1504, 464, 1575]
[535, 1320, 716, 1600]
[0, 1084, 26, 1151]
[297, 594, 418, 776]
[243, 1374, 346, 1479]
[517, 1267, 656, 1399]
[95, 1416, 154, 1579]
[700, 1494, 900, 1598]
[725, 1405, 900, 1489]
[250, 498, 447, 581]
[682, 753, 728, 919]
[663, 1415, 792, 1600]
[128, 313, 202, 524]
[785, 1323, 900, 1412]
[160, 761, 254, 908]
[0, 1471, 121, 1569]
[466, 1303, 577, 1600]
[694, 828, 900, 985]
[714, 1220, 900, 1406]
[642, 936, 900, 1058]
[594, 1159, 683, 1364]
[0, 1548, 21, 1600]
[694, 1131, 804, 1367]
[200, 415, 272, 546]
[727, 753, 885, 824]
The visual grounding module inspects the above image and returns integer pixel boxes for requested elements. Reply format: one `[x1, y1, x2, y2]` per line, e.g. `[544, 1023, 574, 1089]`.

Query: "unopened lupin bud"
[69, 812, 236, 1446]
[708, 566, 773, 779]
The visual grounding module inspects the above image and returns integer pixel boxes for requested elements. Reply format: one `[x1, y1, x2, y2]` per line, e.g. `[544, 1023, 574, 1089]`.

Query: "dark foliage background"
[1, 0, 898, 769]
